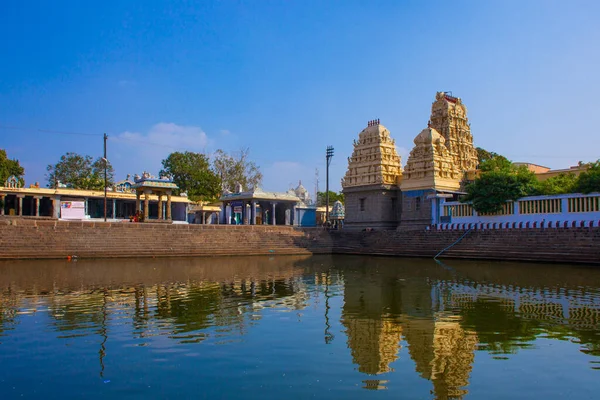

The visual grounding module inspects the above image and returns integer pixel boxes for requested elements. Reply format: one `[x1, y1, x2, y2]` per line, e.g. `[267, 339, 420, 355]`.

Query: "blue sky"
[1, 0, 599, 195]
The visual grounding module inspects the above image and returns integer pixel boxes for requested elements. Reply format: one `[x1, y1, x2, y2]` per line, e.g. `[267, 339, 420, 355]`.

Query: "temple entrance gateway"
[132, 172, 179, 222]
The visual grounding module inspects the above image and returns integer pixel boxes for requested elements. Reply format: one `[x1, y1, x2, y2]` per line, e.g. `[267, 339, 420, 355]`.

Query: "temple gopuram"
[342, 92, 478, 230]
[341, 119, 403, 230]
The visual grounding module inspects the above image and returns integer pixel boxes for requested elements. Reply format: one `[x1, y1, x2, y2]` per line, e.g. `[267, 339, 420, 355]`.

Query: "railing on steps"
[433, 228, 473, 260]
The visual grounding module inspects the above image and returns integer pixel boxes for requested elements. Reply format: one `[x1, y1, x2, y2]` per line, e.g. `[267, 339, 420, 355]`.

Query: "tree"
[535, 173, 578, 195]
[0, 149, 25, 186]
[160, 151, 221, 201]
[212, 148, 262, 192]
[478, 155, 513, 173]
[46, 152, 114, 190]
[317, 191, 344, 206]
[476, 147, 500, 164]
[462, 158, 537, 214]
[573, 160, 600, 194]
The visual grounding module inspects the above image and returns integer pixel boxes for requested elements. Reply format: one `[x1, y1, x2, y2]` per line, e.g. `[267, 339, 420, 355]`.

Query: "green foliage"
[0, 149, 25, 186]
[478, 155, 513, 173]
[534, 173, 578, 195]
[160, 151, 221, 201]
[463, 158, 537, 213]
[46, 152, 114, 190]
[316, 191, 344, 206]
[212, 148, 262, 192]
[573, 161, 600, 194]
[476, 147, 500, 164]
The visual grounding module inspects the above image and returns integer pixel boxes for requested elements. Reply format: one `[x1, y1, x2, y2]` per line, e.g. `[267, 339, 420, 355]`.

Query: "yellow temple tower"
[429, 92, 479, 173]
[341, 119, 403, 230]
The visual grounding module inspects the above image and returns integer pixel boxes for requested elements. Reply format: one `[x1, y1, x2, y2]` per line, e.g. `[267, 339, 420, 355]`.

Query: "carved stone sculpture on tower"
[429, 92, 478, 173]
[342, 120, 403, 189]
[401, 126, 461, 192]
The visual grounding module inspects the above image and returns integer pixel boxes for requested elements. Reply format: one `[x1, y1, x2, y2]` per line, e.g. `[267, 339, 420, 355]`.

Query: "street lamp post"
[325, 146, 334, 225]
[103, 133, 108, 222]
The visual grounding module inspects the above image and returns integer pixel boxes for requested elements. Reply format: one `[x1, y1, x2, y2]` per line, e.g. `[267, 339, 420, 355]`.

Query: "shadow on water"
[0, 255, 599, 399]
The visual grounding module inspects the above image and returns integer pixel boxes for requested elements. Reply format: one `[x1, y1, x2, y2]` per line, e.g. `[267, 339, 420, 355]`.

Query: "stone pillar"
[560, 198, 568, 216]
[144, 193, 150, 220]
[158, 195, 163, 220]
[112, 199, 117, 220]
[166, 192, 172, 220]
[17, 195, 23, 216]
[136, 192, 141, 212]
[35, 197, 41, 217]
[272, 203, 276, 225]
[0, 195, 4, 216]
[53, 197, 60, 219]
[252, 201, 257, 225]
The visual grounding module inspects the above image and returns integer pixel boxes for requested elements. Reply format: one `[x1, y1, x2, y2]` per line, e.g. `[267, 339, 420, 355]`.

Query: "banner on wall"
[61, 201, 86, 220]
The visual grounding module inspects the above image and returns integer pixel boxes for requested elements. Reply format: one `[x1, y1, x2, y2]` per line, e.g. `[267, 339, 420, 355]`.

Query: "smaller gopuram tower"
[342, 119, 403, 230]
[429, 92, 478, 173]
[399, 125, 461, 230]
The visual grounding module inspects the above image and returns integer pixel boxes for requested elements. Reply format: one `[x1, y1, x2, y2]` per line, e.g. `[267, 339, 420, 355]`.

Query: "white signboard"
[61, 201, 86, 220]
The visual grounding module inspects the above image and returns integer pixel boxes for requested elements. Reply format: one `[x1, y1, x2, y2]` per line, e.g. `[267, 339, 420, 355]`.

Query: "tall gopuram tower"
[342, 119, 403, 230]
[429, 92, 478, 173]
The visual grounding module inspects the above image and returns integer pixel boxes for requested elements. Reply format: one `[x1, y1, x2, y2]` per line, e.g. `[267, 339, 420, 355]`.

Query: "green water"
[0, 255, 599, 399]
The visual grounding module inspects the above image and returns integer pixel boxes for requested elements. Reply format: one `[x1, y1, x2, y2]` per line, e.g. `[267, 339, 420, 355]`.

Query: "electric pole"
[104, 133, 108, 222]
[314, 168, 319, 206]
[325, 146, 334, 225]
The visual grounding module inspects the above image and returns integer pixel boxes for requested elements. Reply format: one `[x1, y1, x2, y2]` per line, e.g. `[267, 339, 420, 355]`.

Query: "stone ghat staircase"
[329, 228, 600, 264]
[1, 218, 598, 264]
[0, 219, 334, 259]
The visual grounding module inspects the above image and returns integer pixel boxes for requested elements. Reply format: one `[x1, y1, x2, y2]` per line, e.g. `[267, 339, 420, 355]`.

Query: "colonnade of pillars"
[135, 191, 173, 220]
[223, 201, 296, 225]
[0, 194, 53, 217]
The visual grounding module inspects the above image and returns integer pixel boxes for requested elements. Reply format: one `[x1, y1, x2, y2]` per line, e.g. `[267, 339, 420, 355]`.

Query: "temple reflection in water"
[0, 255, 599, 399]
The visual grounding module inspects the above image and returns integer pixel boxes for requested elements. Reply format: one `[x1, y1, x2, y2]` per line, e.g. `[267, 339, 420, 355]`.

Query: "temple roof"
[401, 126, 461, 192]
[342, 120, 403, 189]
[0, 186, 191, 202]
[414, 127, 445, 146]
[220, 186, 301, 203]
[132, 179, 178, 190]
[132, 172, 178, 191]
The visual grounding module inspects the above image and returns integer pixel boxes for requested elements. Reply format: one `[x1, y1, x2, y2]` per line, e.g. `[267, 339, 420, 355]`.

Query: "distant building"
[514, 162, 589, 181]
[219, 181, 317, 226]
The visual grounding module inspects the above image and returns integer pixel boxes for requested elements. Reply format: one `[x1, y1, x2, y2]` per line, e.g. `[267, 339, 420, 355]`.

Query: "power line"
[0, 125, 103, 137]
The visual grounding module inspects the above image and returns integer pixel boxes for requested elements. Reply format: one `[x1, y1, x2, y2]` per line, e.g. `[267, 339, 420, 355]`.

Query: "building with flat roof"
[0, 174, 190, 222]
[219, 181, 317, 226]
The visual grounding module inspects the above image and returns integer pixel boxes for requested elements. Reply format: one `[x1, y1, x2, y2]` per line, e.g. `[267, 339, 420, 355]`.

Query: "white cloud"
[110, 123, 212, 177]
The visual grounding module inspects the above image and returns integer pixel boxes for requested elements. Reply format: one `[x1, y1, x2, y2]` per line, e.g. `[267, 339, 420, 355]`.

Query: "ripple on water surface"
[0, 255, 599, 399]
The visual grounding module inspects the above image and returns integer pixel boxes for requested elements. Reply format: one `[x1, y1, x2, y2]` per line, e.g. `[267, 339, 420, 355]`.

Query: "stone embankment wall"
[0, 218, 599, 264]
[329, 228, 600, 264]
[0, 218, 333, 259]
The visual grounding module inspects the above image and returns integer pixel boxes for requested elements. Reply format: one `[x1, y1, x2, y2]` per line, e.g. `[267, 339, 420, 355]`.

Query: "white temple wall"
[437, 193, 600, 228]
